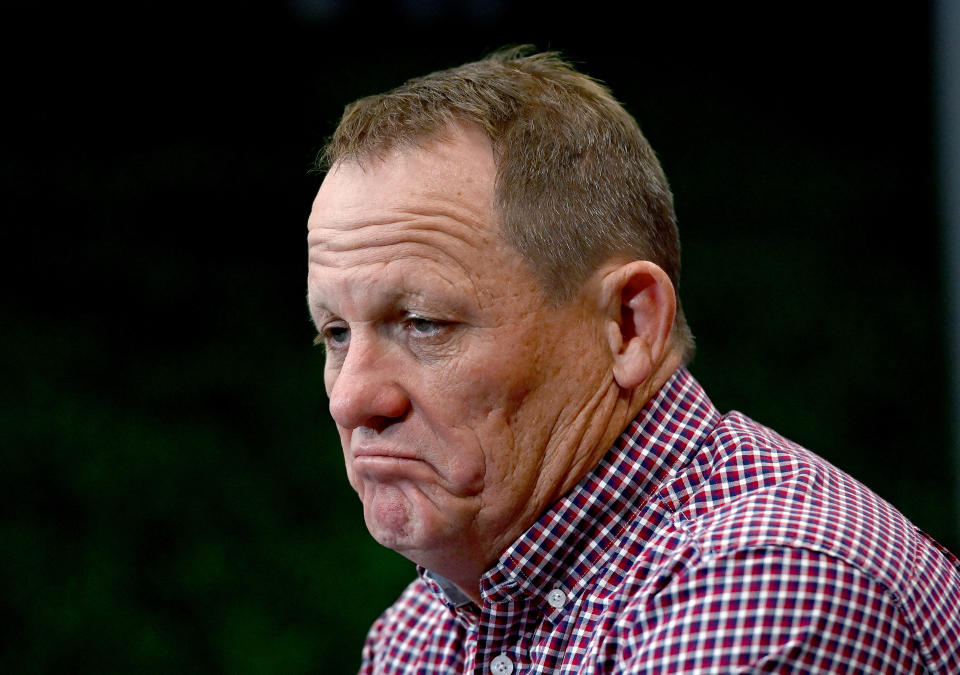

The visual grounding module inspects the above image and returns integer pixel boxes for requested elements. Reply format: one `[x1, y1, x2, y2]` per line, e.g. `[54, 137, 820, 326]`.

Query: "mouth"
[351, 446, 429, 482]
[353, 446, 420, 461]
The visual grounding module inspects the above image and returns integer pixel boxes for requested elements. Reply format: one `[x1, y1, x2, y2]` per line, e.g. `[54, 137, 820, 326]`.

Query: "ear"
[601, 261, 677, 390]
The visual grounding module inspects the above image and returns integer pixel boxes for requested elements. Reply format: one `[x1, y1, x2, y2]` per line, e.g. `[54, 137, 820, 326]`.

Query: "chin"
[362, 483, 438, 553]
[362, 484, 464, 561]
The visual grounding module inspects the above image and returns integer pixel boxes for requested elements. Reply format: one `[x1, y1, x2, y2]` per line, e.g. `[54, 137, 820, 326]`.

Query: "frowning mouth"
[351, 447, 429, 481]
[353, 446, 421, 462]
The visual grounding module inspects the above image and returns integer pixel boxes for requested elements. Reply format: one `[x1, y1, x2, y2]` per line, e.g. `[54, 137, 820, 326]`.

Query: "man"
[306, 49, 960, 674]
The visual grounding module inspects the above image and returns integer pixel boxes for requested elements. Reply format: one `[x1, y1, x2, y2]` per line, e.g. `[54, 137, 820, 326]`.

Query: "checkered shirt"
[359, 368, 960, 674]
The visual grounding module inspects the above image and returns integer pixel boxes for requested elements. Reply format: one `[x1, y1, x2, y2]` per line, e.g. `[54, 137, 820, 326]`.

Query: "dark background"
[3, 1, 955, 673]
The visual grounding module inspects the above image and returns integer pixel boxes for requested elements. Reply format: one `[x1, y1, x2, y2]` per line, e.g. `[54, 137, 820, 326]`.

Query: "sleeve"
[616, 546, 931, 674]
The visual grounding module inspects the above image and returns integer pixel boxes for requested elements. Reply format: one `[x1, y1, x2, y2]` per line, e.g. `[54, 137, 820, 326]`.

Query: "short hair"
[320, 47, 694, 360]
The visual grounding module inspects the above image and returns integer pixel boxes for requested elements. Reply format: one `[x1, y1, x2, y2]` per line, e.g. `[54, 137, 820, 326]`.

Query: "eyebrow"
[306, 280, 472, 331]
[305, 291, 334, 328]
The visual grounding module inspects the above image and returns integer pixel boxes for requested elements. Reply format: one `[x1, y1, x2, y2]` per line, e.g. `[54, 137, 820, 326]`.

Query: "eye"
[405, 315, 450, 338]
[320, 322, 350, 348]
[410, 316, 439, 334]
[328, 326, 350, 343]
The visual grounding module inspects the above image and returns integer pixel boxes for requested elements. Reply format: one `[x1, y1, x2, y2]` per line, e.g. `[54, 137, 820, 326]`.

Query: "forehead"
[307, 125, 530, 317]
[309, 124, 497, 240]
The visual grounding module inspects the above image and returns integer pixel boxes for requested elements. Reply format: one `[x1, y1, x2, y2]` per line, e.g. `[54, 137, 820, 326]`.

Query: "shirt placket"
[472, 578, 529, 675]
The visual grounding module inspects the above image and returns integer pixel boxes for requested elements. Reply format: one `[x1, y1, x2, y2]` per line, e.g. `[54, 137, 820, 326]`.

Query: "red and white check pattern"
[359, 368, 960, 674]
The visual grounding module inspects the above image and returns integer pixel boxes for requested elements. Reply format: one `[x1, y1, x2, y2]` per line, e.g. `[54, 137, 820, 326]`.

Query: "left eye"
[407, 316, 444, 335]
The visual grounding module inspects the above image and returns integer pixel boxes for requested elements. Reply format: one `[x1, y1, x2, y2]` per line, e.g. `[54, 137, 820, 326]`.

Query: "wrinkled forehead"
[309, 124, 497, 230]
[306, 125, 533, 314]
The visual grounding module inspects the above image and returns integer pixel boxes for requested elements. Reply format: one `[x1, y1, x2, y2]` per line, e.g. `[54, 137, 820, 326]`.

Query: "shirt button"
[546, 588, 567, 608]
[490, 654, 514, 675]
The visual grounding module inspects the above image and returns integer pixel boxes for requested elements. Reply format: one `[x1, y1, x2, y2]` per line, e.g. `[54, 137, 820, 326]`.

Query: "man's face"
[306, 125, 608, 574]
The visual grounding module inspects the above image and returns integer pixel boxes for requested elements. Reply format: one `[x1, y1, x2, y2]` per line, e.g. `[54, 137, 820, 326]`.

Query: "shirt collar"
[422, 568, 474, 609]
[422, 367, 720, 611]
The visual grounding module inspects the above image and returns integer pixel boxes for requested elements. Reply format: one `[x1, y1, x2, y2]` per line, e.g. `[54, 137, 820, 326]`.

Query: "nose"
[327, 333, 411, 432]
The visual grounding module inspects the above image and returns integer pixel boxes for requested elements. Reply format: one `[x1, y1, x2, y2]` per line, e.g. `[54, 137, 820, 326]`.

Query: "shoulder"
[614, 545, 929, 672]
[670, 412, 918, 580]
[646, 411, 960, 671]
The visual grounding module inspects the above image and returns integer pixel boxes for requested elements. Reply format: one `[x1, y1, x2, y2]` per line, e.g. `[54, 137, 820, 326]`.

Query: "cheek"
[468, 356, 542, 431]
[435, 361, 541, 475]
[323, 367, 337, 397]
[424, 361, 531, 440]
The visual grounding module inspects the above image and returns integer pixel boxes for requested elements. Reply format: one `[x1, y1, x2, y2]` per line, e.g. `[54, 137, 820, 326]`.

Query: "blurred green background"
[3, 1, 955, 672]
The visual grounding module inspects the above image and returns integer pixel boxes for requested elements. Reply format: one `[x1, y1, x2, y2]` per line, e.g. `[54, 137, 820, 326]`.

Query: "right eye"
[322, 323, 350, 348]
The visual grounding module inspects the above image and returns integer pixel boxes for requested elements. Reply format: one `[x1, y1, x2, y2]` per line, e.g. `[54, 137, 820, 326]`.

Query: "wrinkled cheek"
[425, 427, 490, 498]
[439, 455, 485, 497]
[463, 416, 523, 486]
